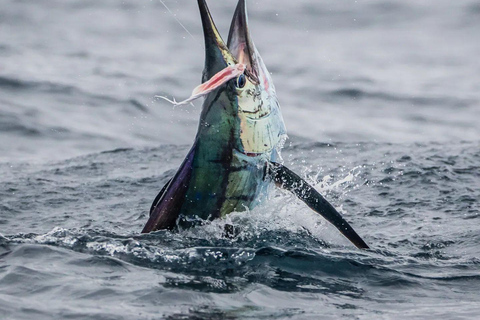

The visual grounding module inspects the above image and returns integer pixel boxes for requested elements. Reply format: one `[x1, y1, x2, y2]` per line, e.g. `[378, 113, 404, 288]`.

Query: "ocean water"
[1, 0, 479, 319]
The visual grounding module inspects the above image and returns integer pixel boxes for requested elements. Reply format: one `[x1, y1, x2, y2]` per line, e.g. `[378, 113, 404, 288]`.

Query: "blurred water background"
[1, 0, 479, 319]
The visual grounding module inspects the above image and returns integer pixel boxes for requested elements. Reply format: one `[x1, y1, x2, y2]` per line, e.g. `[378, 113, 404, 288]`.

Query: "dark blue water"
[1, 0, 480, 319]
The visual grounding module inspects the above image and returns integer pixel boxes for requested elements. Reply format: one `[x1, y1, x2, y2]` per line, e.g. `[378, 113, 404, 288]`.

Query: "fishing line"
[158, 0, 199, 44]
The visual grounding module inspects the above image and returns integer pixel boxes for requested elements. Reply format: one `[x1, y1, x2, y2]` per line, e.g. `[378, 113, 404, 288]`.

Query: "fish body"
[142, 0, 369, 250]
[144, 0, 284, 230]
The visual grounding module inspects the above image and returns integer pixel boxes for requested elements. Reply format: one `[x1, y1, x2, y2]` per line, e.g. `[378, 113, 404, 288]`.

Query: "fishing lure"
[157, 63, 246, 106]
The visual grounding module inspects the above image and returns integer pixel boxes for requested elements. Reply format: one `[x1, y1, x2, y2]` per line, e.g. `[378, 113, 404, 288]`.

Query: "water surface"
[1, 0, 479, 319]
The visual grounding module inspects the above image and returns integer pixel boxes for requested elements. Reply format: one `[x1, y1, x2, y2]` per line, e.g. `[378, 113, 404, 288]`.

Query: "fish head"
[198, 0, 287, 159]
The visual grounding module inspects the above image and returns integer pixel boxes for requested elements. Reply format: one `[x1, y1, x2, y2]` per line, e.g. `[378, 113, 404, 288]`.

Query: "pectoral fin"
[269, 162, 369, 249]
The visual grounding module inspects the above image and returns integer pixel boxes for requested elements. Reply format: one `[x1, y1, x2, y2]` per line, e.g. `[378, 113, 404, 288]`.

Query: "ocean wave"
[2, 226, 395, 293]
[2, 139, 480, 318]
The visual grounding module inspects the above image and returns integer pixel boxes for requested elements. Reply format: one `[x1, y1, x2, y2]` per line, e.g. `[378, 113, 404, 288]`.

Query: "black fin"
[142, 144, 196, 233]
[150, 177, 173, 216]
[269, 162, 369, 249]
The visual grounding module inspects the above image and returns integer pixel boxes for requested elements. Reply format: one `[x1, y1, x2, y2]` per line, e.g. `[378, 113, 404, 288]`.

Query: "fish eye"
[236, 74, 246, 88]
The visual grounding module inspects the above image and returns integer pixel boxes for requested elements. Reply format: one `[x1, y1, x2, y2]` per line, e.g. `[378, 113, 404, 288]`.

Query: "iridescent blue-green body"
[177, 95, 275, 227]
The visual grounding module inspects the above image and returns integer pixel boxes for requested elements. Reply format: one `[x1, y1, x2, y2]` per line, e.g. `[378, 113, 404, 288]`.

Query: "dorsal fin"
[142, 145, 197, 233]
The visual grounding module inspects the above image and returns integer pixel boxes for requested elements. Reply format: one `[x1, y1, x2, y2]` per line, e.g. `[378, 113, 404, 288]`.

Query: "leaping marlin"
[142, 0, 369, 249]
